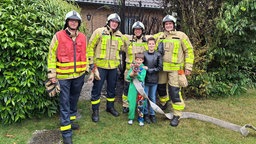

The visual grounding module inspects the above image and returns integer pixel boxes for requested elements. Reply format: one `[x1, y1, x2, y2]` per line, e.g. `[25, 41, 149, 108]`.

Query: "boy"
[143, 37, 163, 123]
[126, 53, 146, 126]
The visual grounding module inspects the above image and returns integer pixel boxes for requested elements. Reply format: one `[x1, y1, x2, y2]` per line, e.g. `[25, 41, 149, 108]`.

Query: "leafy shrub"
[167, 0, 255, 98]
[202, 0, 256, 97]
[0, 0, 84, 124]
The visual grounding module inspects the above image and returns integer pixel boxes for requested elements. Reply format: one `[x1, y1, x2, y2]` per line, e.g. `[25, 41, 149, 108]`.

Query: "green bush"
[173, 0, 256, 98]
[202, 0, 256, 97]
[0, 0, 84, 124]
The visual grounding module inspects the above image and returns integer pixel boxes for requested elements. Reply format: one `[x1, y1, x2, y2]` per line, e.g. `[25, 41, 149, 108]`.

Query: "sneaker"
[150, 115, 157, 123]
[128, 120, 133, 125]
[144, 114, 151, 124]
[139, 121, 144, 126]
[122, 107, 129, 113]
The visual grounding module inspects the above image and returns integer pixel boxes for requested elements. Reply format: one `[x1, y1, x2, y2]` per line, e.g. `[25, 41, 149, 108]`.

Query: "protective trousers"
[158, 71, 185, 116]
[91, 68, 118, 110]
[59, 73, 85, 138]
[157, 71, 170, 105]
[122, 81, 130, 107]
[122, 69, 130, 107]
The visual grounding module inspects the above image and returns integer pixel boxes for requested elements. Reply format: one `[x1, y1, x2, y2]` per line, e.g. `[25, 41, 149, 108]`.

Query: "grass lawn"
[1, 89, 255, 144]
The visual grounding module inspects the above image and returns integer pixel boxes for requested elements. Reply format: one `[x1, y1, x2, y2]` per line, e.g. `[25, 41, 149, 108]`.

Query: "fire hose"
[133, 78, 256, 136]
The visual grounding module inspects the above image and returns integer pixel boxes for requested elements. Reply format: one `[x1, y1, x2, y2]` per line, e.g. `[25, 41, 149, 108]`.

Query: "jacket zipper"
[73, 40, 76, 72]
[108, 32, 112, 68]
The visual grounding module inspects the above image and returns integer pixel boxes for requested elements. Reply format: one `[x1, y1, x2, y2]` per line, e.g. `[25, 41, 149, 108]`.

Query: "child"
[143, 37, 163, 123]
[126, 53, 146, 126]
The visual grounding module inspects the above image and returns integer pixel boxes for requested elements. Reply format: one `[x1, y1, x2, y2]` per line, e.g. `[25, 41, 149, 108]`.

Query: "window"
[124, 16, 138, 34]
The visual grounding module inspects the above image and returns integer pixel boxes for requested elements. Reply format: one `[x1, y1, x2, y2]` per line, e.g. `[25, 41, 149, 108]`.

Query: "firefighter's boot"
[106, 107, 119, 117]
[71, 123, 79, 130]
[92, 110, 99, 122]
[63, 136, 72, 144]
[170, 115, 180, 127]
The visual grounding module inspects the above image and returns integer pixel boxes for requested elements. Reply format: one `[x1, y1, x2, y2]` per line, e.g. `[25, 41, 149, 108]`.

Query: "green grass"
[1, 89, 256, 144]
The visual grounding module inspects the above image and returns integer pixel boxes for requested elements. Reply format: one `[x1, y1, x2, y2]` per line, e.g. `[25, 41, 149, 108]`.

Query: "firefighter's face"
[109, 20, 119, 30]
[134, 28, 142, 37]
[68, 19, 79, 30]
[164, 21, 174, 31]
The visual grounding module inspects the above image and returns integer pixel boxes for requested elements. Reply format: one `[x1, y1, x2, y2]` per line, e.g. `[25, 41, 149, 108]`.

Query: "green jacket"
[126, 64, 146, 120]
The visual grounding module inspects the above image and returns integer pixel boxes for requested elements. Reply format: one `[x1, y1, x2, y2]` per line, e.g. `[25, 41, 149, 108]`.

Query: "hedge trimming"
[0, 0, 84, 124]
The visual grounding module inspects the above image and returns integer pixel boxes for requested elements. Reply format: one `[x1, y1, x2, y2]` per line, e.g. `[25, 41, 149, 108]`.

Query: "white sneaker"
[139, 122, 144, 126]
[128, 120, 133, 125]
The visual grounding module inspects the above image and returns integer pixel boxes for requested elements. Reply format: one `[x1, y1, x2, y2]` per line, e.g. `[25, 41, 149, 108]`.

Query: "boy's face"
[135, 58, 144, 65]
[148, 40, 155, 51]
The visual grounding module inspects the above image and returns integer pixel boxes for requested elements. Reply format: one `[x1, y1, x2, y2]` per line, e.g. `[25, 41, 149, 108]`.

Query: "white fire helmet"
[107, 13, 121, 23]
[65, 10, 82, 21]
[132, 21, 145, 31]
[64, 10, 82, 30]
[162, 15, 177, 26]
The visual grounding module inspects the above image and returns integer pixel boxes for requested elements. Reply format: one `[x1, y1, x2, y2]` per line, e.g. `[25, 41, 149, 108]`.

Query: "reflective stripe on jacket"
[154, 31, 194, 71]
[87, 27, 124, 69]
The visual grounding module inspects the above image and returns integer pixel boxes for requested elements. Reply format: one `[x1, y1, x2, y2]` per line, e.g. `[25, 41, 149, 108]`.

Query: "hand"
[50, 77, 57, 83]
[130, 71, 137, 77]
[143, 66, 148, 70]
[185, 69, 191, 75]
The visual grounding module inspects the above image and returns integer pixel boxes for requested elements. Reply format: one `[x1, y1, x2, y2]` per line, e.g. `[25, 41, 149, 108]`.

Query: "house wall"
[79, 5, 111, 36]
[78, 4, 164, 36]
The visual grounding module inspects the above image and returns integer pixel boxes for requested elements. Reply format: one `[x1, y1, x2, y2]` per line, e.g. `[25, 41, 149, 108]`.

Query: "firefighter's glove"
[94, 67, 101, 80]
[44, 80, 61, 97]
[88, 72, 94, 83]
[178, 70, 188, 87]
[88, 65, 101, 82]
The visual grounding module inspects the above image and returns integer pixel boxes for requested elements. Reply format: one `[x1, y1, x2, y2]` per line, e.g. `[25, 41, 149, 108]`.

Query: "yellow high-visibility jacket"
[154, 30, 194, 71]
[87, 26, 125, 69]
[123, 35, 149, 70]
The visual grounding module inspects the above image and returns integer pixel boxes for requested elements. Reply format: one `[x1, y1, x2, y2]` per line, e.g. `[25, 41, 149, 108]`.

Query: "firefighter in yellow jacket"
[154, 15, 194, 126]
[87, 13, 125, 122]
[122, 21, 149, 113]
[47, 11, 87, 144]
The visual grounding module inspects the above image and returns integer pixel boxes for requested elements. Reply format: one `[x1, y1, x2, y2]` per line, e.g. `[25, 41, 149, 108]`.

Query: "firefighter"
[47, 10, 87, 144]
[87, 13, 125, 122]
[154, 15, 194, 126]
[122, 21, 149, 113]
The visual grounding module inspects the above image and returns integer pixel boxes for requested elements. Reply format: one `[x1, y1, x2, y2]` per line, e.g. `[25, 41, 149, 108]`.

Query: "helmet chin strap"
[135, 35, 142, 39]
[66, 27, 77, 38]
[68, 26, 77, 31]
[106, 25, 118, 33]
